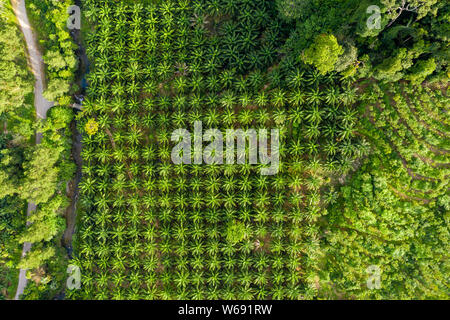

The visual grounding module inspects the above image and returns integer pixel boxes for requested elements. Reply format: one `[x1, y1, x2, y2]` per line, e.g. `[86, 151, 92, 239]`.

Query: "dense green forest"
[0, 0, 448, 300]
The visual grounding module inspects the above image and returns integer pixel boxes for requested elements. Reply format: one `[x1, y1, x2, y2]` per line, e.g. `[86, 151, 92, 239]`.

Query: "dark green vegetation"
[19, 106, 76, 300]
[278, 0, 448, 83]
[71, 0, 366, 300]
[0, 0, 34, 136]
[321, 83, 449, 299]
[19, 0, 80, 300]
[26, 0, 78, 105]
[1, 104, 76, 300]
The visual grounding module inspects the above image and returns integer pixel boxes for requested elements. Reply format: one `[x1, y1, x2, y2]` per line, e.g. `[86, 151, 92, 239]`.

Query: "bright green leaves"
[226, 220, 249, 244]
[301, 34, 344, 75]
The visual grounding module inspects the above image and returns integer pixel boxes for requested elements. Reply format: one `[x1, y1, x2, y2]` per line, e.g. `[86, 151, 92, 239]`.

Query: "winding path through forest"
[11, 0, 53, 300]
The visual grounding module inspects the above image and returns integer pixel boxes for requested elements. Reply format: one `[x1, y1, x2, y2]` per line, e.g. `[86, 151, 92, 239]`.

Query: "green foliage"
[281, 0, 448, 84]
[0, 2, 35, 298]
[44, 49, 75, 70]
[322, 155, 449, 299]
[375, 48, 412, 82]
[43, 78, 71, 102]
[0, 135, 27, 299]
[320, 82, 449, 299]
[0, 110, 74, 295]
[17, 246, 56, 270]
[46, 106, 75, 130]
[19, 196, 67, 244]
[382, 0, 439, 20]
[0, 144, 24, 198]
[2, 0, 447, 301]
[0, 0, 77, 299]
[335, 42, 358, 74]
[226, 221, 248, 244]
[281, 0, 359, 55]
[20, 144, 62, 205]
[71, 0, 367, 300]
[20, 245, 69, 300]
[302, 34, 344, 75]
